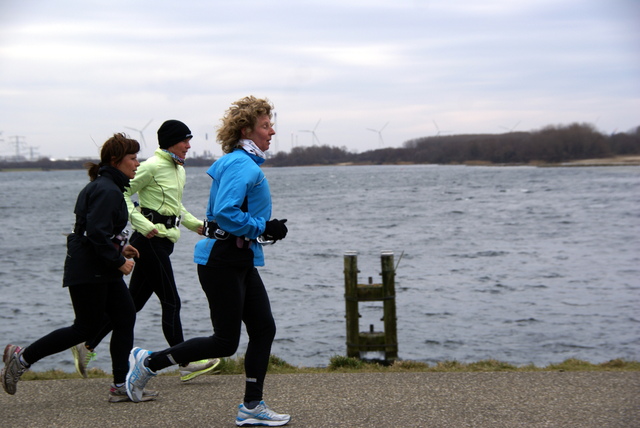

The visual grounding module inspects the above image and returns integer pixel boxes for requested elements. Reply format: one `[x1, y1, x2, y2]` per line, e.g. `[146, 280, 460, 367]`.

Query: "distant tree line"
[0, 153, 216, 170]
[2, 123, 639, 170]
[269, 123, 640, 166]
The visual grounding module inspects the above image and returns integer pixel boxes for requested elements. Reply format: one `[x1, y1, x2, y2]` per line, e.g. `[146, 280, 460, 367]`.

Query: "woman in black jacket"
[1, 133, 154, 402]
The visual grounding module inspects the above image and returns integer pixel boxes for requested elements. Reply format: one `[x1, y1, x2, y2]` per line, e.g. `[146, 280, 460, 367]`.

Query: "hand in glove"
[263, 218, 288, 242]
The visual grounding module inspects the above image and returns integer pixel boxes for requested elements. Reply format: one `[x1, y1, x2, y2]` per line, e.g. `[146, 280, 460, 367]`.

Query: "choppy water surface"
[0, 164, 638, 372]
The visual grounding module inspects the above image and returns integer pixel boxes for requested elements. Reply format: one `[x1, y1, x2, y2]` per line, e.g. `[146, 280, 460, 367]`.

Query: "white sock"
[19, 355, 30, 368]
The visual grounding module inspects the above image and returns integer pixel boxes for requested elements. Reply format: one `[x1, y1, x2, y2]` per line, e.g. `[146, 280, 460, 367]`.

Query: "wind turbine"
[432, 120, 451, 136]
[367, 121, 389, 147]
[125, 119, 153, 147]
[499, 121, 521, 133]
[299, 119, 321, 145]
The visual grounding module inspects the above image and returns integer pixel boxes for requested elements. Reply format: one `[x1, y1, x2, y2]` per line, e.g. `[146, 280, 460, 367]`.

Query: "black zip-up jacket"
[63, 166, 130, 287]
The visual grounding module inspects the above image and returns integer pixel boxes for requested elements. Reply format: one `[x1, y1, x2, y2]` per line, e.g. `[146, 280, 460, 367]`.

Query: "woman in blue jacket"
[2, 133, 155, 402]
[125, 96, 291, 426]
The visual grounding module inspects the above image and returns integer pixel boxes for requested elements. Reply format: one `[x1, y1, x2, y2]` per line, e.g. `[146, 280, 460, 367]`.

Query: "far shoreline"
[268, 155, 640, 168]
[2, 155, 640, 172]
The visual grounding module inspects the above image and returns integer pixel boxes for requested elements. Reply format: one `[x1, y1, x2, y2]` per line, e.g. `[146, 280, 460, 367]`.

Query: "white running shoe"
[2, 344, 28, 395]
[125, 347, 157, 402]
[180, 358, 221, 382]
[236, 401, 291, 426]
[109, 383, 158, 403]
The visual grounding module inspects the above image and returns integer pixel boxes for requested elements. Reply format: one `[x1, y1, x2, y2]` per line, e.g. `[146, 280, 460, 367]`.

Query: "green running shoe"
[180, 358, 221, 382]
[71, 343, 96, 378]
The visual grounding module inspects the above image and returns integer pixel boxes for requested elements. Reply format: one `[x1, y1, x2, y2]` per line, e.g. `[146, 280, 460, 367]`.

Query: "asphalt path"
[1, 371, 638, 427]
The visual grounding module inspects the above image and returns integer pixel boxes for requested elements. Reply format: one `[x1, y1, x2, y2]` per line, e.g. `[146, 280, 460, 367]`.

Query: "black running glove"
[264, 219, 288, 242]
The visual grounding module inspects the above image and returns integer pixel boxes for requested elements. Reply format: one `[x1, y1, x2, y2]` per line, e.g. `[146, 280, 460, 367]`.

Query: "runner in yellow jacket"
[72, 120, 219, 383]
[126, 147, 202, 243]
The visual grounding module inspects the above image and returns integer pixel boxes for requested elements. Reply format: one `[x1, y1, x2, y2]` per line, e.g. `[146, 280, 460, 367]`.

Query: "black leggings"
[22, 280, 135, 384]
[87, 232, 183, 350]
[148, 264, 276, 403]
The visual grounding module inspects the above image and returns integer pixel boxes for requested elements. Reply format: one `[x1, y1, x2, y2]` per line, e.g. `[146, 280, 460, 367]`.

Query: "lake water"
[0, 164, 638, 373]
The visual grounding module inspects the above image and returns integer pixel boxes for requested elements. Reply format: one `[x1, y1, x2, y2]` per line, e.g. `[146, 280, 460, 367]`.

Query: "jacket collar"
[155, 148, 181, 167]
[234, 147, 265, 166]
[98, 165, 130, 191]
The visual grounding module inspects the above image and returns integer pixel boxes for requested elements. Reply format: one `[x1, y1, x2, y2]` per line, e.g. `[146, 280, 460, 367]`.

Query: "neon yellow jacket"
[125, 149, 203, 243]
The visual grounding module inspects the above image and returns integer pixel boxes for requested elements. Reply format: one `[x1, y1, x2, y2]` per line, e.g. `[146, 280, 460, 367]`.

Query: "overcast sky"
[1, 0, 638, 160]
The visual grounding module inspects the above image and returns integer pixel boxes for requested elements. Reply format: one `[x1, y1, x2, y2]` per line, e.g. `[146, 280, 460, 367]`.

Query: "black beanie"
[157, 120, 192, 149]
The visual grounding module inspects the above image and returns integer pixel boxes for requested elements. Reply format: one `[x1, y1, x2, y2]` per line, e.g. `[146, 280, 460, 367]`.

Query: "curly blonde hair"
[217, 96, 273, 154]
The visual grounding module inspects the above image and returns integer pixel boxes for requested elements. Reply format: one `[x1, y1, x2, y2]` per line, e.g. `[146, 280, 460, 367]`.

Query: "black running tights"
[148, 264, 276, 403]
[22, 280, 135, 384]
[87, 233, 183, 350]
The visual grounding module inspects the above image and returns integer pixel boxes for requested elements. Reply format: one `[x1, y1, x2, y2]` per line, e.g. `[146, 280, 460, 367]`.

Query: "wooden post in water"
[344, 251, 398, 362]
[344, 251, 360, 359]
[380, 250, 398, 361]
